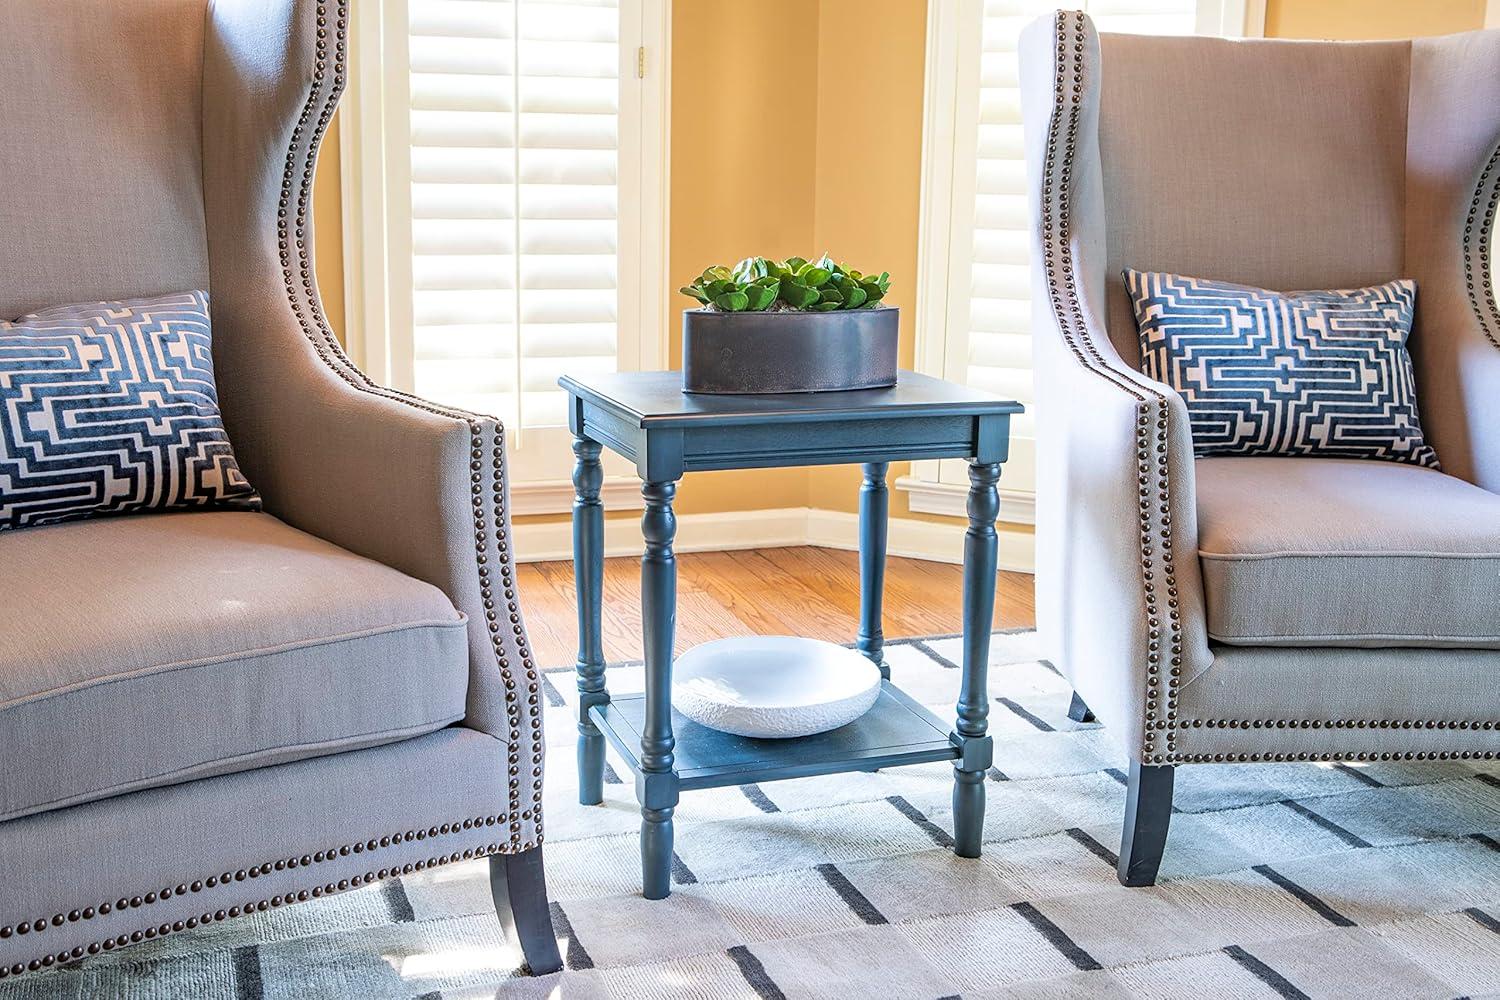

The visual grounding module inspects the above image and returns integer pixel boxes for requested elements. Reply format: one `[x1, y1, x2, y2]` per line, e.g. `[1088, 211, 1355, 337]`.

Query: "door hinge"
[637, 46, 646, 79]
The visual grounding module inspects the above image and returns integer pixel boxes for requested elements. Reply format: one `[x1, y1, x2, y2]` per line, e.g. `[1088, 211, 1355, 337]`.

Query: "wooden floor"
[517, 545, 1036, 667]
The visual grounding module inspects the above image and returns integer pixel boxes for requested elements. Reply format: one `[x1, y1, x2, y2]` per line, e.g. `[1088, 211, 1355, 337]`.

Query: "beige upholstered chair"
[0, 0, 561, 979]
[1019, 12, 1500, 885]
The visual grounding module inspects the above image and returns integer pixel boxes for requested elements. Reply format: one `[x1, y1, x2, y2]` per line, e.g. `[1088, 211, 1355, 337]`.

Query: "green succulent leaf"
[701, 265, 731, 283]
[732, 256, 770, 284]
[778, 276, 820, 308]
[784, 256, 808, 272]
[858, 280, 884, 303]
[818, 286, 844, 304]
[679, 285, 711, 304]
[843, 285, 868, 308]
[813, 253, 838, 274]
[809, 301, 842, 311]
[798, 265, 833, 288]
[742, 283, 777, 310]
[712, 290, 750, 312]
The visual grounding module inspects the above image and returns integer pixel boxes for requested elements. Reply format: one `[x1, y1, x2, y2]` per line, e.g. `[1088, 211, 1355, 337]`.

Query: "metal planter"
[682, 306, 899, 394]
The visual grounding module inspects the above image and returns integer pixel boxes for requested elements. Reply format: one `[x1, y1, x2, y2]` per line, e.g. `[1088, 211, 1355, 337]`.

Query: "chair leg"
[489, 845, 564, 976]
[1118, 759, 1174, 887]
[1066, 691, 1096, 723]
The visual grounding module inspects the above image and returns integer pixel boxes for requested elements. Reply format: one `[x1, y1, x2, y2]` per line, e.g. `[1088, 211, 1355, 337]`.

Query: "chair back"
[0, 0, 210, 318]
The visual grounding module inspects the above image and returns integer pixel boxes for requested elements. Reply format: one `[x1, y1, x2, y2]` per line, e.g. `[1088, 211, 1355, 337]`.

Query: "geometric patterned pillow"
[1124, 270, 1439, 468]
[0, 290, 261, 530]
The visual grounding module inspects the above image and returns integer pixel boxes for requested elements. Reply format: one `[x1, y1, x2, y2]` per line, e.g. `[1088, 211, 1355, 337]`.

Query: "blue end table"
[559, 370, 1022, 899]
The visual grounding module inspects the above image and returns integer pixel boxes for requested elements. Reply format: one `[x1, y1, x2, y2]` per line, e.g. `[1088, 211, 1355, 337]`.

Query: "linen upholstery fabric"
[1195, 457, 1500, 648]
[0, 291, 261, 529]
[1124, 273, 1438, 468]
[0, 1, 208, 318]
[1176, 644, 1500, 759]
[1018, 11, 1500, 767]
[0, 729, 514, 975]
[0, 511, 470, 822]
[1097, 33, 1410, 369]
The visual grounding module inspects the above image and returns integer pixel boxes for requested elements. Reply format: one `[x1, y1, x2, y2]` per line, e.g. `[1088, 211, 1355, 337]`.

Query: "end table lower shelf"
[590, 681, 962, 792]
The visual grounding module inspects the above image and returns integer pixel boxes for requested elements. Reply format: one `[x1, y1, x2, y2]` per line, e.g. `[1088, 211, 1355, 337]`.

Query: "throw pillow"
[0, 290, 261, 530]
[1124, 270, 1438, 468]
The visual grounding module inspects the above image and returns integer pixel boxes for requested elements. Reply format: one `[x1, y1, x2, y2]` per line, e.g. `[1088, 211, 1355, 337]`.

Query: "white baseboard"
[513, 505, 1035, 573]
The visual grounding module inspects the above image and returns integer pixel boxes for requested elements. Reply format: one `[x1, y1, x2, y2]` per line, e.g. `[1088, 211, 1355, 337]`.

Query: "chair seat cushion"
[0, 511, 470, 821]
[1195, 457, 1500, 647]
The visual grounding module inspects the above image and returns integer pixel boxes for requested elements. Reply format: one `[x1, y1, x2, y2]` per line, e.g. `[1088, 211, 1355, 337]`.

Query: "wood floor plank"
[517, 546, 1036, 667]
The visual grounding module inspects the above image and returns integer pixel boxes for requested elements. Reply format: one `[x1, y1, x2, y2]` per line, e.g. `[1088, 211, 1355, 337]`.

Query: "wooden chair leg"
[1066, 691, 1096, 723]
[1118, 759, 1174, 887]
[489, 846, 564, 975]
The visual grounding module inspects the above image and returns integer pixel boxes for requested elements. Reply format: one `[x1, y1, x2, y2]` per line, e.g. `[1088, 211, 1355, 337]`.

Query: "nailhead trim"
[1177, 750, 1498, 764]
[0, 828, 519, 978]
[1183, 718, 1499, 731]
[2, 2, 544, 982]
[1463, 136, 1500, 351]
[1040, 12, 1185, 763]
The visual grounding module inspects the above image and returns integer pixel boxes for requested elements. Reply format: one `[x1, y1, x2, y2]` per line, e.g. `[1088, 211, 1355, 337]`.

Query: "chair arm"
[1405, 30, 1500, 493]
[201, 0, 542, 844]
[1020, 11, 1213, 762]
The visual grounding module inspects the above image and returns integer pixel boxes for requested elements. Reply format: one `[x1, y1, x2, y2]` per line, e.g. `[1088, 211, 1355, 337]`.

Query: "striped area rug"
[7, 631, 1500, 998]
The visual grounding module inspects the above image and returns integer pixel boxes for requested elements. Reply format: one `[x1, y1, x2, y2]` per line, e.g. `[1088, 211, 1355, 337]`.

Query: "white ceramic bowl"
[671, 636, 883, 739]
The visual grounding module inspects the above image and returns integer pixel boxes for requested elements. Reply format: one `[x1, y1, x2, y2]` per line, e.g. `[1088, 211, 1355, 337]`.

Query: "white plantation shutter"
[409, 0, 622, 431]
[908, 0, 1215, 520]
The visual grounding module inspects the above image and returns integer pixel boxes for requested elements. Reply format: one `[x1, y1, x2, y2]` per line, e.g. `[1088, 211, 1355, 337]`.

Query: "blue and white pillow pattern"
[0, 290, 261, 530]
[1124, 270, 1439, 468]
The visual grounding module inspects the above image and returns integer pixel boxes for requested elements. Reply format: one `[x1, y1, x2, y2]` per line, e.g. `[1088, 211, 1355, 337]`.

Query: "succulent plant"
[679, 255, 891, 313]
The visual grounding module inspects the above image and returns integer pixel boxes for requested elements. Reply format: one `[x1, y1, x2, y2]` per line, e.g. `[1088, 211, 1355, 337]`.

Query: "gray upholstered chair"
[1019, 12, 1500, 885]
[0, 0, 561, 980]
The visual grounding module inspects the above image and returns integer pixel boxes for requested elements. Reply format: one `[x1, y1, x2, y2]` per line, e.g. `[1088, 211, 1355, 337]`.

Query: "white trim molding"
[512, 506, 1036, 574]
[509, 478, 646, 517]
[1200, 0, 1266, 37]
[895, 476, 1036, 525]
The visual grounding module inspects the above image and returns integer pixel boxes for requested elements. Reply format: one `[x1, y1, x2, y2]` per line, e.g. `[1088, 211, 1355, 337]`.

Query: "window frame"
[338, 0, 671, 501]
[899, 0, 1264, 522]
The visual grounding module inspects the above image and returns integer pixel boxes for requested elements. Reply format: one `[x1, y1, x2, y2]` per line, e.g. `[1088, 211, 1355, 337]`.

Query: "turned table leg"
[638, 479, 680, 899]
[953, 460, 1000, 858]
[857, 461, 890, 679]
[572, 437, 608, 806]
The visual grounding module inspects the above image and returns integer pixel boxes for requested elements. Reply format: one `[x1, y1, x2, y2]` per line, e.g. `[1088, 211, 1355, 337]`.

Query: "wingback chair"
[1019, 12, 1500, 885]
[0, 0, 561, 980]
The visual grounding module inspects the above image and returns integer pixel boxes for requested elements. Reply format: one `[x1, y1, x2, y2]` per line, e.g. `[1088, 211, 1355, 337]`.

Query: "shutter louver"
[409, 0, 621, 429]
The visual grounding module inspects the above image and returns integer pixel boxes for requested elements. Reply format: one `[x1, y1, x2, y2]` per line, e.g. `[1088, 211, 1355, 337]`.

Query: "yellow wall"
[1266, 0, 1486, 39]
[313, 113, 345, 343]
[665, 0, 823, 516]
[311, 0, 1488, 525]
[806, 0, 929, 517]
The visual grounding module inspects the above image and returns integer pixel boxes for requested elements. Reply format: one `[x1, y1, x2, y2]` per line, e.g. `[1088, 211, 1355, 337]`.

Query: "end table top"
[559, 370, 1023, 429]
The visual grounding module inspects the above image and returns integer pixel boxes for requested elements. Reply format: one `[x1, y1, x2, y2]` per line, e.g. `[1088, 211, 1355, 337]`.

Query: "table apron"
[576, 403, 1010, 478]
